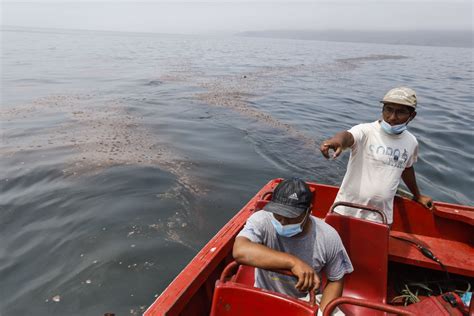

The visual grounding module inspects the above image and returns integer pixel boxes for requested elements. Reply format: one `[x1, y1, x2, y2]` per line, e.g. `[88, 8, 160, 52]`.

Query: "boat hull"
[145, 179, 474, 316]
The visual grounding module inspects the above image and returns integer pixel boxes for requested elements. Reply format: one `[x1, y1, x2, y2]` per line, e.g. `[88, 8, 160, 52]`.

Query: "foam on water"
[0, 94, 203, 195]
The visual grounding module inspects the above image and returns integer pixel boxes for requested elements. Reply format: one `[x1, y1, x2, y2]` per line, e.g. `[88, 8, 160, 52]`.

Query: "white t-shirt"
[334, 121, 418, 224]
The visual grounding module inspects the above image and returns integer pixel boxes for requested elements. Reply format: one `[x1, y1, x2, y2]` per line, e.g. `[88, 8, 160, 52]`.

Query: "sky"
[1, 1, 472, 34]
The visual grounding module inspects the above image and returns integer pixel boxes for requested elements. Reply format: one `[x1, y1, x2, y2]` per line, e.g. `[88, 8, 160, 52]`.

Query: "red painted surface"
[210, 261, 318, 316]
[210, 281, 317, 316]
[323, 297, 416, 316]
[325, 212, 389, 316]
[401, 294, 465, 316]
[144, 179, 474, 316]
[389, 231, 474, 277]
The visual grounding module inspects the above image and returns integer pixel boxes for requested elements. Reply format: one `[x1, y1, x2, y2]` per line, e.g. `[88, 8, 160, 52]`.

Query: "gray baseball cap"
[381, 87, 417, 109]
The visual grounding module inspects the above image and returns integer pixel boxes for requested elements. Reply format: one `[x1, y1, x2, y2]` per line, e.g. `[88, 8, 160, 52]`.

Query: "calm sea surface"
[1, 28, 473, 315]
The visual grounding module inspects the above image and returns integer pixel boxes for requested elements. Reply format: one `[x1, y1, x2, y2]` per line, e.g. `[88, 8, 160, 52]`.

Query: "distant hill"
[237, 30, 473, 48]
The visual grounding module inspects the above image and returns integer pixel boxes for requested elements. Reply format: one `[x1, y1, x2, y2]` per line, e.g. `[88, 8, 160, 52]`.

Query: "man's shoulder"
[248, 210, 272, 222]
[312, 217, 340, 238]
[238, 210, 273, 241]
[245, 210, 274, 230]
[403, 130, 418, 145]
[353, 121, 378, 128]
[348, 121, 379, 135]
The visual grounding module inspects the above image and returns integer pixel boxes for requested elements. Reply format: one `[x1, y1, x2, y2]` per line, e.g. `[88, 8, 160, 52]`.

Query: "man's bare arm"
[401, 166, 433, 209]
[319, 279, 344, 312]
[233, 236, 320, 292]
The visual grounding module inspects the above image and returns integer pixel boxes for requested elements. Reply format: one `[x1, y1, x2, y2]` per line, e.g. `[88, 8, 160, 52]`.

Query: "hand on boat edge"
[414, 194, 434, 210]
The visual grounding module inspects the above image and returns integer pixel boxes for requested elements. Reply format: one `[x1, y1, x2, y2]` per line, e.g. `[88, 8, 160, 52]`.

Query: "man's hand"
[290, 258, 320, 292]
[415, 194, 433, 210]
[319, 131, 354, 159]
[320, 139, 343, 159]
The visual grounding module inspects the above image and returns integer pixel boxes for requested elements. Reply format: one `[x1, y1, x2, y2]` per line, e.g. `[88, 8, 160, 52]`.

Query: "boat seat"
[232, 264, 255, 286]
[210, 262, 317, 316]
[325, 209, 390, 316]
[388, 231, 474, 277]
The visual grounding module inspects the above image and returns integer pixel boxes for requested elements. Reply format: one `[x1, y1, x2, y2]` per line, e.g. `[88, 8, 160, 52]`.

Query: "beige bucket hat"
[381, 87, 417, 109]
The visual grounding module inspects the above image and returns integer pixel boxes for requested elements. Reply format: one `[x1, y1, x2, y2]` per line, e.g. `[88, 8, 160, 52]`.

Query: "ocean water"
[1, 27, 473, 315]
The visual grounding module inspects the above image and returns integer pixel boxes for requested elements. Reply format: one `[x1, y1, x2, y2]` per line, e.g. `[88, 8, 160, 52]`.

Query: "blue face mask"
[381, 120, 407, 135]
[271, 212, 308, 237]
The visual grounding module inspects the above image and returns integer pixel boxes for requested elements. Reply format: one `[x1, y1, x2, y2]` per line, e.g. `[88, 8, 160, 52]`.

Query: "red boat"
[145, 179, 474, 315]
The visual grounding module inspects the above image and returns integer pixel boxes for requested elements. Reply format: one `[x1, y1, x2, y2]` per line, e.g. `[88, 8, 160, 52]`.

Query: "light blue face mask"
[271, 211, 308, 237]
[381, 120, 407, 135]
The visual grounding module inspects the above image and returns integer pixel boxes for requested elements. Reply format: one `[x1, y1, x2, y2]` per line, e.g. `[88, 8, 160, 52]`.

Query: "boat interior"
[210, 180, 473, 316]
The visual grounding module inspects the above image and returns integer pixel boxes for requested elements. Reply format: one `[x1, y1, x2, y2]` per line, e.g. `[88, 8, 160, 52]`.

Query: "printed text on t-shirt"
[368, 144, 409, 169]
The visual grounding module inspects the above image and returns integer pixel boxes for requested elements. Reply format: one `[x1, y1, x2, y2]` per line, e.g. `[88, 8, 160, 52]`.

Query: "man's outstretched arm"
[401, 166, 433, 209]
[320, 131, 354, 159]
[233, 236, 320, 292]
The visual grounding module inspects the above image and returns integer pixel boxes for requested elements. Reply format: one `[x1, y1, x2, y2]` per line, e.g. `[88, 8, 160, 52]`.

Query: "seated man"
[233, 178, 353, 315]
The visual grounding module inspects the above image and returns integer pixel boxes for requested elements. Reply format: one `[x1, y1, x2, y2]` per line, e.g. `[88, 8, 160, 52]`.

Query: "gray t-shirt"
[237, 210, 353, 299]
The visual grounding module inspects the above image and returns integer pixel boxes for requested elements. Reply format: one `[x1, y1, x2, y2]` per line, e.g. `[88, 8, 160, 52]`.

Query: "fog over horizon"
[2, 1, 472, 35]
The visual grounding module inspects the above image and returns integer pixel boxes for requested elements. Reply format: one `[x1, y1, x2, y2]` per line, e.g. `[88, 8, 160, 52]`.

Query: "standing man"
[233, 178, 353, 314]
[320, 87, 433, 224]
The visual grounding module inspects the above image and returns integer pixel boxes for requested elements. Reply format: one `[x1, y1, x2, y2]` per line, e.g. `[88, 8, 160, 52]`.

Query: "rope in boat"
[389, 235, 471, 307]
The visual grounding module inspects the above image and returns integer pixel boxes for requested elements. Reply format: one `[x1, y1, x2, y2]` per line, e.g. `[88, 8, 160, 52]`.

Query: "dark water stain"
[145, 80, 163, 86]
[336, 54, 409, 63]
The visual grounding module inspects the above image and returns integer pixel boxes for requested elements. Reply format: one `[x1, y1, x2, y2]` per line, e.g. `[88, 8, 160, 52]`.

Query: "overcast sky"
[1, 1, 472, 34]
